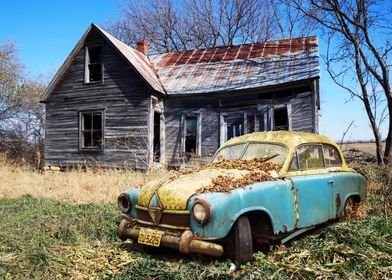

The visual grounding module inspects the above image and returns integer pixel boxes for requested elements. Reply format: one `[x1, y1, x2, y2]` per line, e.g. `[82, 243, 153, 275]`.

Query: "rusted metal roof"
[150, 37, 319, 95]
[42, 24, 319, 101]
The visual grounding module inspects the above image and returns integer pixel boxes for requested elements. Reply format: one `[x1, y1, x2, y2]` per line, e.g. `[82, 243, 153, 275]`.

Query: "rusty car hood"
[138, 169, 250, 210]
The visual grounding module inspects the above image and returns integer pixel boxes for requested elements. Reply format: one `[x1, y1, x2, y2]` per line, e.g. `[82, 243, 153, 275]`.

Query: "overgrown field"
[0, 164, 165, 204]
[0, 165, 391, 279]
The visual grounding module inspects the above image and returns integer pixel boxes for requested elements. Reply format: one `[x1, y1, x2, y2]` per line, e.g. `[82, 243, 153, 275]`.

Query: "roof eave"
[41, 23, 166, 102]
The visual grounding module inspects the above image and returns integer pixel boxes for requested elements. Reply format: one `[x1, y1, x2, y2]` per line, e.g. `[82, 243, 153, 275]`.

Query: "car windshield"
[242, 143, 287, 165]
[212, 143, 246, 161]
[212, 142, 287, 165]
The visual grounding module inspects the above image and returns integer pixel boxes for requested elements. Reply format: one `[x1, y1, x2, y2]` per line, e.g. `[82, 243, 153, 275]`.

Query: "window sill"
[83, 80, 104, 86]
[79, 148, 104, 153]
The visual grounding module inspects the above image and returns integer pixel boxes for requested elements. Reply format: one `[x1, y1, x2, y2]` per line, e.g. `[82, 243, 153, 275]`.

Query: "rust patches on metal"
[136, 209, 190, 228]
[179, 230, 194, 254]
[336, 193, 341, 217]
[286, 177, 299, 229]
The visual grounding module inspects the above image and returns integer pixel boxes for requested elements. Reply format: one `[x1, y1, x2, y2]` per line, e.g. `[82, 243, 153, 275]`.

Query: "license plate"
[138, 228, 164, 247]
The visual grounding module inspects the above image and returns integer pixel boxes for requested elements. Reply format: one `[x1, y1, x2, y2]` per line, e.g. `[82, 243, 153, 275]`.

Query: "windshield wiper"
[262, 153, 279, 162]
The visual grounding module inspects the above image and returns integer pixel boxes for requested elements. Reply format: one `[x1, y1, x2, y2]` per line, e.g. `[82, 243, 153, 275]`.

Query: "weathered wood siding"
[164, 83, 317, 166]
[45, 29, 153, 169]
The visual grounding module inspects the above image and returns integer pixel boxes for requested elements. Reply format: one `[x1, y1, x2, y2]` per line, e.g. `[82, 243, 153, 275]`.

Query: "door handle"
[328, 180, 334, 185]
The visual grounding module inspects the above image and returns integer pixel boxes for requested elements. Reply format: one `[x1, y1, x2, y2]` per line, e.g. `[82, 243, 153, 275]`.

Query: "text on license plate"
[138, 228, 164, 247]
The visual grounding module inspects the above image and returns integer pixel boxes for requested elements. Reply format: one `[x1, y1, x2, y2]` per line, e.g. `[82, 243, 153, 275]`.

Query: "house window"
[273, 106, 289, 131]
[247, 115, 255, 133]
[85, 46, 103, 82]
[225, 115, 244, 141]
[185, 115, 198, 155]
[80, 111, 104, 150]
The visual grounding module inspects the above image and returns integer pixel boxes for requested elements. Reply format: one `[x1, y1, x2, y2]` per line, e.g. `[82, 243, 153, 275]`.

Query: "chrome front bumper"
[117, 217, 224, 257]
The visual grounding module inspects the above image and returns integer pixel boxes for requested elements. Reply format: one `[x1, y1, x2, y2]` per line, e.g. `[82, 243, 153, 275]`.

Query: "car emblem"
[148, 193, 163, 225]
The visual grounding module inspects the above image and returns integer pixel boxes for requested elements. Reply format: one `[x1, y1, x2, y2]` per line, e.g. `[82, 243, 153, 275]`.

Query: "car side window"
[297, 144, 325, 170]
[323, 144, 342, 167]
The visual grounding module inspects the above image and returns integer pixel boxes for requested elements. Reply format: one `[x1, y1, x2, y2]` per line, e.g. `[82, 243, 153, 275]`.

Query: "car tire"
[234, 216, 253, 265]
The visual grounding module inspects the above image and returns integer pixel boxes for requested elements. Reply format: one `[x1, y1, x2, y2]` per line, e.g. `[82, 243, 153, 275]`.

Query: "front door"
[289, 144, 334, 228]
[292, 173, 334, 228]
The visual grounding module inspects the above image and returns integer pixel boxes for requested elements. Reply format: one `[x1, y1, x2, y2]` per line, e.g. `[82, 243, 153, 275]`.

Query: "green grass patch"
[0, 195, 391, 279]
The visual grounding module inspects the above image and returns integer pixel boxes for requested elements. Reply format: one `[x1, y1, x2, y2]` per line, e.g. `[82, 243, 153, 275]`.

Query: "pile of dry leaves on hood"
[195, 156, 281, 193]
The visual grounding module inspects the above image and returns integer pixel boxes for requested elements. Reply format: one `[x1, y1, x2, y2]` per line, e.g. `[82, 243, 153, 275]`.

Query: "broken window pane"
[185, 116, 197, 154]
[225, 115, 244, 141]
[93, 113, 102, 129]
[83, 113, 92, 130]
[86, 46, 102, 82]
[92, 132, 102, 146]
[274, 107, 288, 131]
[81, 112, 103, 149]
[89, 46, 102, 63]
[89, 64, 102, 82]
[83, 131, 92, 148]
[247, 115, 255, 133]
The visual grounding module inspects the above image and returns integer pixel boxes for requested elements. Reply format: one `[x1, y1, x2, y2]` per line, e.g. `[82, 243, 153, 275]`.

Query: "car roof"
[221, 131, 339, 151]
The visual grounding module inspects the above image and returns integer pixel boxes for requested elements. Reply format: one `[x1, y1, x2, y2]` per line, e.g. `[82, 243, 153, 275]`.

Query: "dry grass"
[341, 142, 385, 155]
[0, 163, 166, 204]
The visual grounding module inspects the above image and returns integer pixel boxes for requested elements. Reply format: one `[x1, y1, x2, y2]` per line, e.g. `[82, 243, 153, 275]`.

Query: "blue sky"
[0, 0, 382, 141]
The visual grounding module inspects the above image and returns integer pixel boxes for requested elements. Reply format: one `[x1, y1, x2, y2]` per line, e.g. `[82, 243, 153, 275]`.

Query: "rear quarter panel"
[334, 172, 367, 216]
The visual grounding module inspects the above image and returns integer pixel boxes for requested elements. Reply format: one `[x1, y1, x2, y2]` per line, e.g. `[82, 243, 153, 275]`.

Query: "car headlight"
[191, 199, 211, 225]
[117, 193, 132, 213]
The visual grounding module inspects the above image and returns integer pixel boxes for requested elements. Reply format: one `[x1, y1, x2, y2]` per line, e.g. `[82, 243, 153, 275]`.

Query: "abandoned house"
[41, 23, 320, 169]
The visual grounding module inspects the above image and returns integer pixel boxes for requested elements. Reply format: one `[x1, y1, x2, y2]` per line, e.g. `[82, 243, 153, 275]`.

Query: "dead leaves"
[208, 156, 281, 172]
[196, 157, 281, 193]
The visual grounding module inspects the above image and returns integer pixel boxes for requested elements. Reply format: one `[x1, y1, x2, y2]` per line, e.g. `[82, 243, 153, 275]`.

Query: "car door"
[323, 144, 353, 217]
[289, 144, 335, 228]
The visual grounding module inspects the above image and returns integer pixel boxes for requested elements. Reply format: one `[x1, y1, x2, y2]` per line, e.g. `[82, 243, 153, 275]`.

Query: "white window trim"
[84, 45, 104, 84]
[219, 111, 258, 145]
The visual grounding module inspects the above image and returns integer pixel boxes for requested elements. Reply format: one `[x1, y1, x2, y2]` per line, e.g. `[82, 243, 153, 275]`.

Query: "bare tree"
[272, 0, 318, 39]
[0, 41, 23, 128]
[290, 0, 392, 165]
[0, 41, 46, 167]
[107, 0, 317, 53]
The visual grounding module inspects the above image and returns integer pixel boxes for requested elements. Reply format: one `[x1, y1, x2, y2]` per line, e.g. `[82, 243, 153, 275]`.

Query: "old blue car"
[117, 131, 367, 264]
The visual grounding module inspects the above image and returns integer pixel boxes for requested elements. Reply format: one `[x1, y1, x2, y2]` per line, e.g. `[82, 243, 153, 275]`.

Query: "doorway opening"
[153, 112, 161, 162]
[274, 107, 289, 131]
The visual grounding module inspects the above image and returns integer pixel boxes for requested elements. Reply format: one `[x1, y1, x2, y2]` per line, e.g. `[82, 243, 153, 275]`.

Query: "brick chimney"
[136, 40, 148, 55]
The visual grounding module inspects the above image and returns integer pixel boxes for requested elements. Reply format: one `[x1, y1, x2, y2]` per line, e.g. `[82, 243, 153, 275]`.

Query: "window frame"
[288, 143, 343, 172]
[84, 45, 104, 84]
[79, 110, 105, 151]
[290, 143, 326, 171]
[272, 104, 291, 131]
[322, 144, 343, 168]
[212, 141, 288, 163]
[220, 111, 259, 145]
[182, 113, 201, 158]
